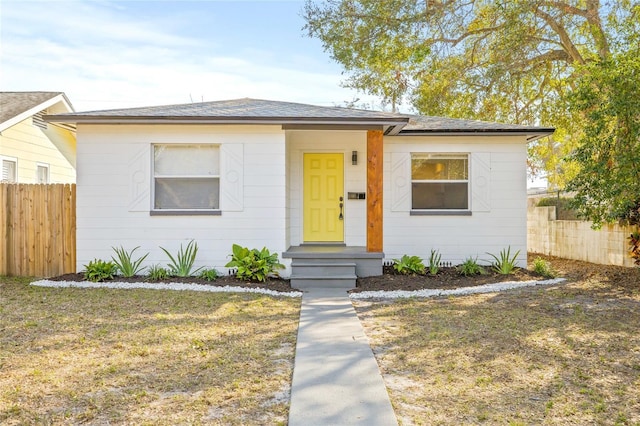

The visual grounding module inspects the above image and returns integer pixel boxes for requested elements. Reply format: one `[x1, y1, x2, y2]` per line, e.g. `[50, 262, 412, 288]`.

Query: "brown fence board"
[0, 183, 76, 277]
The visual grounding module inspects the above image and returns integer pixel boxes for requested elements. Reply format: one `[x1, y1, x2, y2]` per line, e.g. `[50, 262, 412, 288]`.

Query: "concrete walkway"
[288, 287, 398, 426]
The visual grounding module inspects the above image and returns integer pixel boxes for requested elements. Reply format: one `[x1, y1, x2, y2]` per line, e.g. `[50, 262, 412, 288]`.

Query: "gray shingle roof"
[398, 114, 554, 134]
[55, 98, 405, 121]
[0, 92, 64, 124]
[45, 97, 554, 137]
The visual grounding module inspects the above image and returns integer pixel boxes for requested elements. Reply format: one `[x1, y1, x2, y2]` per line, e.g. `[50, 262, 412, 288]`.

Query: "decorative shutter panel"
[471, 152, 491, 212]
[390, 152, 411, 212]
[128, 146, 151, 212]
[220, 144, 244, 211]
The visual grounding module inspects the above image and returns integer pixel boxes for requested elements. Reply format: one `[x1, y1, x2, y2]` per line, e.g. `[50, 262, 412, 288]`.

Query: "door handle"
[339, 196, 344, 220]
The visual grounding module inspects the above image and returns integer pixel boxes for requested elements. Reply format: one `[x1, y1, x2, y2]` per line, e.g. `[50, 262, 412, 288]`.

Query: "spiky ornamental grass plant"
[457, 257, 486, 276]
[428, 249, 442, 275]
[111, 246, 149, 277]
[160, 240, 203, 277]
[487, 246, 521, 275]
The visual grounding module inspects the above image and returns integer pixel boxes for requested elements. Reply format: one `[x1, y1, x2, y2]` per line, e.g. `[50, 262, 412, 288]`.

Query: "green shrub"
[160, 240, 203, 277]
[198, 268, 219, 281]
[83, 259, 117, 282]
[225, 244, 284, 282]
[457, 257, 486, 276]
[487, 246, 521, 275]
[147, 264, 171, 280]
[111, 246, 149, 277]
[392, 255, 425, 275]
[428, 249, 442, 275]
[533, 257, 557, 278]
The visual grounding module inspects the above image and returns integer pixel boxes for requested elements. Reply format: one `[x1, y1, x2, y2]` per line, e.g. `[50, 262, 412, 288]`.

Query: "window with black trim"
[153, 144, 220, 212]
[411, 153, 469, 210]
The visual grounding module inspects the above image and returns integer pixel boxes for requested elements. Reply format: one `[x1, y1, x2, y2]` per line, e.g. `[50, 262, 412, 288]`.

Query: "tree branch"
[534, 7, 585, 65]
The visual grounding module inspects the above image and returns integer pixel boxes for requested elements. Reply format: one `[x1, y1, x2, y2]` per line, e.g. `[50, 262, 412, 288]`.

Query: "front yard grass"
[354, 258, 640, 425]
[0, 276, 300, 425]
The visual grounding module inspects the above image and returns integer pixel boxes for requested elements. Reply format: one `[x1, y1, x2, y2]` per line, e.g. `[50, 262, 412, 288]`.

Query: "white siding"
[75, 124, 288, 275]
[383, 135, 528, 267]
[286, 130, 368, 247]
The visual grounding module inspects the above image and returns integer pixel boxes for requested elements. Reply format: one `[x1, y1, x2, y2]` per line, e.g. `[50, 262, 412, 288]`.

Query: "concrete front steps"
[290, 261, 357, 289]
[283, 245, 383, 290]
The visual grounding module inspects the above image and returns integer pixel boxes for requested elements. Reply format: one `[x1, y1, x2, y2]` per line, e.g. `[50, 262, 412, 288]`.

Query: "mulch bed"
[351, 265, 545, 293]
[48, 255, 640, 294]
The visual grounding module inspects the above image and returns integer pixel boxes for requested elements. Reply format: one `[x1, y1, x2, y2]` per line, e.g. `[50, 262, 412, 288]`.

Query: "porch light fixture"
[352, 151, 358, 165]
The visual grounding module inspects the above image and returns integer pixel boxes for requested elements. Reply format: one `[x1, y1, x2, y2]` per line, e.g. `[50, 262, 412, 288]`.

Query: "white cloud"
[1, 0, 381, 111]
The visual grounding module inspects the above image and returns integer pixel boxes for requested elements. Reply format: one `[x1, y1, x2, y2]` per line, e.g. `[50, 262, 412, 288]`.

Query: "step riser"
[292, 265, 356, 277]
[292, 278, 357, 289]
[290, 259, 381, 277]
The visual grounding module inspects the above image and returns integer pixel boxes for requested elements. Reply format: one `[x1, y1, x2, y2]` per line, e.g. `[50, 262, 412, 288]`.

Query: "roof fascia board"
[396, 130, 554, 140]
[44, 116, 408, 127]
[282, 124, 383, 131]
[1, 94, 73, 133]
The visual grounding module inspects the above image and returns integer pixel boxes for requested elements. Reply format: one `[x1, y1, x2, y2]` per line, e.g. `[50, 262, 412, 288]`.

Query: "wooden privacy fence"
[0, 184, 76, 277]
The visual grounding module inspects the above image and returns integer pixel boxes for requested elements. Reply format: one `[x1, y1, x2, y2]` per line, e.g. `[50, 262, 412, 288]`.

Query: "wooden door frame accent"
[366, 130, 383, 252]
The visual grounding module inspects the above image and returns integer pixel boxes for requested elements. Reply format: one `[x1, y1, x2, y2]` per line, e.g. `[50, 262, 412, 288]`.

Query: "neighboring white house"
[46, 98, 554, 279]
[0, 92, 76, 183]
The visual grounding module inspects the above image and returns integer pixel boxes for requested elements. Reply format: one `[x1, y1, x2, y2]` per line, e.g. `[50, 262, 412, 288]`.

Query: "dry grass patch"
[354, 257, 640, 425]
[0, 276, 300, 425]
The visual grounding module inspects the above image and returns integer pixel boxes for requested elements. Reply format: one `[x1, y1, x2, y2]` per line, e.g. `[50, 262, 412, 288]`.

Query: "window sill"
[410, 210, 472, 216]
[150, 210, 221, 216]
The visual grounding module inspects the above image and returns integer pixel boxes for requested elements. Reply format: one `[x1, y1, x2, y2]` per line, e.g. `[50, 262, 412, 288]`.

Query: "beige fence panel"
[528, 206, 636, 267]
[1, 183, 76, 277]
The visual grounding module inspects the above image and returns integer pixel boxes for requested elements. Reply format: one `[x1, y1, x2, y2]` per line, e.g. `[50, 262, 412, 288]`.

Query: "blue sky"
[1, 0, 383, 111]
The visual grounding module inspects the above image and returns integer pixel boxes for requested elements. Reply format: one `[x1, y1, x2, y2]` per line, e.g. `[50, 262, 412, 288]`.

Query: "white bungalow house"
[46, 98, 554, 287]
[1, 92, 76, 183]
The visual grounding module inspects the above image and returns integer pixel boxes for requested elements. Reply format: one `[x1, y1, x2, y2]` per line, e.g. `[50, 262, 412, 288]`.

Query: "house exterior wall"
[384, 135, 528, 267]
[286, 129, 368, 247]
[75, 124, 288, 275]
[0, 117, 76, 183]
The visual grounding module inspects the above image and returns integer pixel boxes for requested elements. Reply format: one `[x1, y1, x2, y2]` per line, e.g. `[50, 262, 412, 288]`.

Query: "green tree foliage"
[303, 0, 639, 186]
[566, 49, 640, 227]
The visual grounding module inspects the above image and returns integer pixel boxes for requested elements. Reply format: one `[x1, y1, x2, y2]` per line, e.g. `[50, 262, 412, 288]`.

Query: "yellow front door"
[303, 153, 344, 242]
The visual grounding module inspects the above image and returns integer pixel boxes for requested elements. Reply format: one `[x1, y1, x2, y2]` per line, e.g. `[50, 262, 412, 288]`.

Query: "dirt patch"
[353, 255, 640, 425]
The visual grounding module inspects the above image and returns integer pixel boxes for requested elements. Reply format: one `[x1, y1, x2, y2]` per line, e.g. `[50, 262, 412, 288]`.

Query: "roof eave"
[44, 115, 409, 128]
[396, 128, 555, 141]
[1, 93, 74, 133]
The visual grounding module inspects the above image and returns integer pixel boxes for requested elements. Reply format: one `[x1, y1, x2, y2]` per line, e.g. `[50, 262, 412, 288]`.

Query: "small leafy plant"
[428, 249, 442, 275]
[457, 257, 486, 276]
[533, 257, 556, 278]
[487, 246, 521, 275]
[111, 246, 149, 277]
[392, 255, 425, 275]
[147, 264, 171, 280]
[160, 240, 203, 277]
[83, 259, 117, 282]
[198, 268, 219, 281]
[225, 244, 284, 282]
[629, 231, 640, 266]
